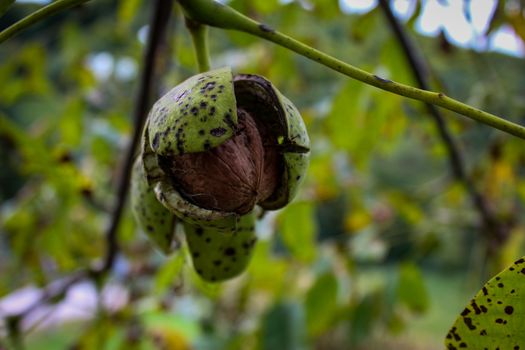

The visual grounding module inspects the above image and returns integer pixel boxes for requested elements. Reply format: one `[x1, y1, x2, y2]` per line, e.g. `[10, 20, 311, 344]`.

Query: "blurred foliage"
[1, 0, 525, 349]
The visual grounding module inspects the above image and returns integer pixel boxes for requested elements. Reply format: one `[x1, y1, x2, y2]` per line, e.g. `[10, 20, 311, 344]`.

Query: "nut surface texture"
[159, 109, 277, 215]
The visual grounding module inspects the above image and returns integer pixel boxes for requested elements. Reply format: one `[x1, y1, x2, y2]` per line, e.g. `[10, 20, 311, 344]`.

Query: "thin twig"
[98, 0, 175, 274]
[185, 17, 211, 72]
[377, 0, 507, 245]
[0, 0, 90, 44]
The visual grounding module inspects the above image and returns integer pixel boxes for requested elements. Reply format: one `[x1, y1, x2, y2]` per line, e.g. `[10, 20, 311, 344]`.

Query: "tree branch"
[98, 0, 175, 274]
[177, 0, 525, 140]
[377, 0, 508, 245]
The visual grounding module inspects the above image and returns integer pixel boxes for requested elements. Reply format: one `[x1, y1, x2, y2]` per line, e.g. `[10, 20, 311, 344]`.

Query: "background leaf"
[259, 301, 307, 350]
[397, 261, 429, 314]
[278, 201, 317, 263]
[0, 0, 14, 18]
[305, 272, 338, 336]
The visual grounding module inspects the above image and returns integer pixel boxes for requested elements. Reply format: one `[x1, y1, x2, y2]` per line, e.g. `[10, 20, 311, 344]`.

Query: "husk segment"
[131, 158, 177, 254]
[184, 212, 257, 282]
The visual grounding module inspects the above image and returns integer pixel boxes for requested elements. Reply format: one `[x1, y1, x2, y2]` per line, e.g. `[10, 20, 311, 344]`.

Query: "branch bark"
[99, 0, 175, 273]
[377, 0, 508, 247]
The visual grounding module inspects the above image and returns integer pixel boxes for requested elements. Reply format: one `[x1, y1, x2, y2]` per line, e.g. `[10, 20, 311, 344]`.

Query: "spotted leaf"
[445, 257, 525, 349]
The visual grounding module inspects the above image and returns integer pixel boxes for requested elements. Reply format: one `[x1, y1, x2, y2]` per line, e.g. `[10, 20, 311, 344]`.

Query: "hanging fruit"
[131, 67, 310, 282]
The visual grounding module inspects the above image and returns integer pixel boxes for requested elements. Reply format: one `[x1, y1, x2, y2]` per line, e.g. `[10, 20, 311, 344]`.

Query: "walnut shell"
[144, 68, 309, 221]
[159, 109, 279, 215]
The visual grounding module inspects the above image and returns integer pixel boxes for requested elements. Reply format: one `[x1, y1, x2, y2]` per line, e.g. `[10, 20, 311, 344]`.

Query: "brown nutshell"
[160, 109, 281, 215]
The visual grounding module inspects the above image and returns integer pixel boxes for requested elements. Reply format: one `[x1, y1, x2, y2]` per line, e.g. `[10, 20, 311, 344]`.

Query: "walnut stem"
[185, 16, 211, 72]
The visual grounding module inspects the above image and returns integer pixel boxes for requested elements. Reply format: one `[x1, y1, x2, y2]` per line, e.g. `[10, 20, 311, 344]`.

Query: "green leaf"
[0, 0, 14, 17]
[305, 272, 338, 336]
[59, 97, 84, 146]
[309, 0, 341, 20]
[326, 78, 366, 151]
[73, 314, 118, 349]
[350, 291, 384, 345]
[351, 8, 378, 42]
[154, 250, 185, 294]
[247, 241, 287, 291]
[117, 0, 142, 27]
[259, 301, 306, 350]
[251, 0, 279, 15]
[445, 257, 525, 349]
[278, 201, 316, 263]
[327, 78, 404, 168]
[381, 38, 412, 84]
[143, 312, 200, 342]
[397, 262, 429, 314]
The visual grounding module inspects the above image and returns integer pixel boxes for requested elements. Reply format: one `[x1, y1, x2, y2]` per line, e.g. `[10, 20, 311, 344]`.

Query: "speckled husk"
[233, 74, 310, 210]
[184, 212, 257, 282]
[154, 180, 237, 231]
[131, 158, 177, 254]
[143, 67, 310, 225]
[136, 68, 310, 280]
[148, 67, 238, 156]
